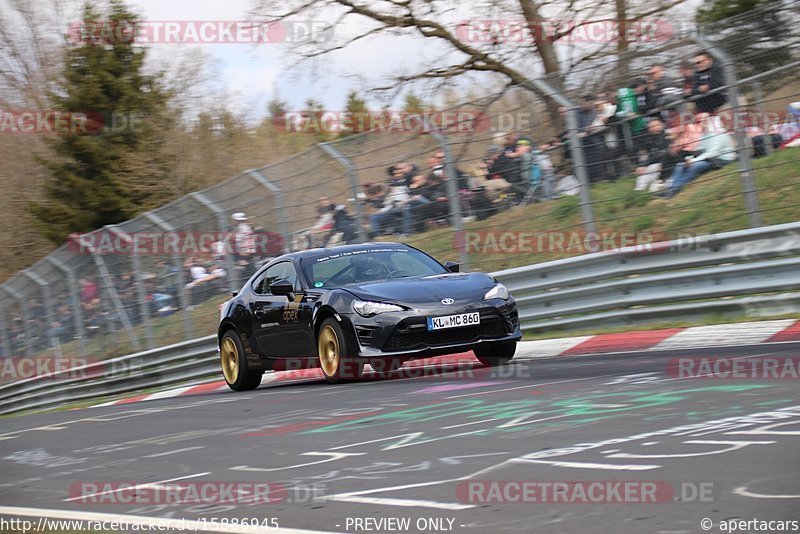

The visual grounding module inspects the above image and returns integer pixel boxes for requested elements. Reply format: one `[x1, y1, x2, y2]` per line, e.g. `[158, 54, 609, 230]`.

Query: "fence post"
[0, 304, 9, 358]
[692, 32, 763, 228]
[107, 226, 154, 350]
[22, 270, 59, 356]
[189, 192, 239, 291]
[2, 285, 31, 357]
[426, 123, 468, 270]
[247, 170, 291, 253]
[317, 142, 368, 244]
[46, 257, 87, 357]
[143, 212, 194, 339]
[520, 78, 598, 236]
[77, 234, 141, 351]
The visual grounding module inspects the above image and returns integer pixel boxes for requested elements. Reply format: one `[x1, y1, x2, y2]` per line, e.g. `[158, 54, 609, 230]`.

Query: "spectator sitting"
[295, 197, 336, 249]
[409, 166, 450, 232]
[691, 51, 727, 114]
[470, 160, 512, 200]
[326, 204, 360, 245]
[667, 113, 704, 160]
[401, 170, 434, 235]
[360, 182, 386, 215]
[657, 113, 737, 198]
[79, 277, 100, 312]
[487, 143, 523, 198]
[634, 118, 673, 192]
[369, 164, 411, 235]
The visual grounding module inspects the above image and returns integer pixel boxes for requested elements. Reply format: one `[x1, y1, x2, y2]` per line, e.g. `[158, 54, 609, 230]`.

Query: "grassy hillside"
[392, 149, 800, 273]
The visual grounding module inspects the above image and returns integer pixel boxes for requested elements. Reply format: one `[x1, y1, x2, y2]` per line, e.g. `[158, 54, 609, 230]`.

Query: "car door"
[251, 261, 314, 358]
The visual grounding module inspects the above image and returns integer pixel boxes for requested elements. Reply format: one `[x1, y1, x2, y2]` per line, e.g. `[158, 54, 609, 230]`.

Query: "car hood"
[343, 272, 496, 305]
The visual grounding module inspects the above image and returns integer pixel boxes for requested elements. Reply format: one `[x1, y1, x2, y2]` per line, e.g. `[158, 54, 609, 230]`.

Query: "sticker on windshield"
[315, 281, 324, 287]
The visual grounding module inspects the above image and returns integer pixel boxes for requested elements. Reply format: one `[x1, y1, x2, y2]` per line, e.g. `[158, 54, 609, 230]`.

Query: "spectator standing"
[692, 51, 727, 114]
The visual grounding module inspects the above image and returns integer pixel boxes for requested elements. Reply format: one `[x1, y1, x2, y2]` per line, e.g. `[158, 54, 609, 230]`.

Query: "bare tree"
[249, 0, 691, 119]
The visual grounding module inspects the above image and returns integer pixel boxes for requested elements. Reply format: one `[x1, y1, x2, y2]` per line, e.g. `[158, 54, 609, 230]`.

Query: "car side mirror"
[444, 261, 460, 273]
[269, 278, 295, 297]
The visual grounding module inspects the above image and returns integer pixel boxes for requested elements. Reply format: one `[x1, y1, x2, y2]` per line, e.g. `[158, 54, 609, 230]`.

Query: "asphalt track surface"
[1, 342, 800, 534]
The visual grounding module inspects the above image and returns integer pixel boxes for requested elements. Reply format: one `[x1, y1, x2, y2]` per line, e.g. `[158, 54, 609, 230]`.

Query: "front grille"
[382, 314, 509, 351]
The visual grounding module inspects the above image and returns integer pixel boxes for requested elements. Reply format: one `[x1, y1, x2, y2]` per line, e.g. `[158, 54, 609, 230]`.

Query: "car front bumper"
[346, 298, 522, 358]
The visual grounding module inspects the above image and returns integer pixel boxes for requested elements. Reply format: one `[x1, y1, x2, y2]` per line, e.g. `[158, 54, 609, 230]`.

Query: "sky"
[129, 0, 450, 119]
[125, 0, 704, 121]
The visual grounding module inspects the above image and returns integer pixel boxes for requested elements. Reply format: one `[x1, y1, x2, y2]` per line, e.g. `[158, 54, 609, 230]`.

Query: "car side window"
[253, 262, 299, 295]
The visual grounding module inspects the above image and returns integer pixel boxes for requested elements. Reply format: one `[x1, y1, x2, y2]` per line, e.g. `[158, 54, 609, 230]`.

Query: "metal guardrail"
[1, 222, 799, 416]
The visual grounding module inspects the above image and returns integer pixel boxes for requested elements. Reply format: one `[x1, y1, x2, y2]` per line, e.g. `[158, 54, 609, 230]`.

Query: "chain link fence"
[1, 4, 799, 362]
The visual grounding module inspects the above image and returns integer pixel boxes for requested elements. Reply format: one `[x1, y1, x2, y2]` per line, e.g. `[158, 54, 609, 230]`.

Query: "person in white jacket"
[658, 113, 737, 198]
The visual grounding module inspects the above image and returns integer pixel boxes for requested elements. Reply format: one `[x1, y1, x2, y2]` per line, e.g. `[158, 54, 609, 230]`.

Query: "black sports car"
[217, 243, 521, 389]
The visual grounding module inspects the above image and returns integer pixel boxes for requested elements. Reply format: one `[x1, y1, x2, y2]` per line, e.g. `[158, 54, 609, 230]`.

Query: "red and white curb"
[92, 318, 800, 408]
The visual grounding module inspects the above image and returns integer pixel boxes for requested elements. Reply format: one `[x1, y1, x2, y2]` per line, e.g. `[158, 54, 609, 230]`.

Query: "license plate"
[427, 312, 480, 331]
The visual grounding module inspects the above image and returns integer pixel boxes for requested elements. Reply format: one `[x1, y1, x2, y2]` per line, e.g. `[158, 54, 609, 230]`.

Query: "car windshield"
[301, 246, 447, 288]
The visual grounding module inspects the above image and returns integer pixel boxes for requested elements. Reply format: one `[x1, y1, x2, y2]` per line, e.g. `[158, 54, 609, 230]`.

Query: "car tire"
[474, 341, 516, 366]
[317, 318, 364, 383]
[220, 330, 263, 391]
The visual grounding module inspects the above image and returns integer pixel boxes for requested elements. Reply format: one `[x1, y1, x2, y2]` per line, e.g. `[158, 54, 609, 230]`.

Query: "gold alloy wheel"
[220, 336, 239, 384]
[318, 324, 340, 377]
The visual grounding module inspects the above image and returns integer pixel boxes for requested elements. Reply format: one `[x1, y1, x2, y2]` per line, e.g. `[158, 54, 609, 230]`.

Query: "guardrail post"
[520, 78, 598, 236]
[246, 170, 291, 252]
[77, 234, 141, 351]
[143, 212, 194, 339]
[189, 192, 239, 292]
[107, 226, 154, 350]
[2, 285, 31, 357]
[22, 271, 59, 356]
[46, 257, 87, 357]
[317, 143, 368, 244]
[692, 32, 763, 228]
[426, 123, 468, 269]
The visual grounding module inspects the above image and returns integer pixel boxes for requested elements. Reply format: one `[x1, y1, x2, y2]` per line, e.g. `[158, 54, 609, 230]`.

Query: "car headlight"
[483, 283, 510, 301]
[352, 299, 404, 317]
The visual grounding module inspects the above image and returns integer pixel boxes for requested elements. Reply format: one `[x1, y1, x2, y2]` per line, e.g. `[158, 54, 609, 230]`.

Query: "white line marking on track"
[516, 459, 661, 470]
[0, 506, 336, 533]
[328, 495, 474, 510]
[733, 486, 800, 499]
[142, 446, 205, 458]
[63, 472, 210, 502]
[445, 376, 606, 398]
[231, 452, 365, 472]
